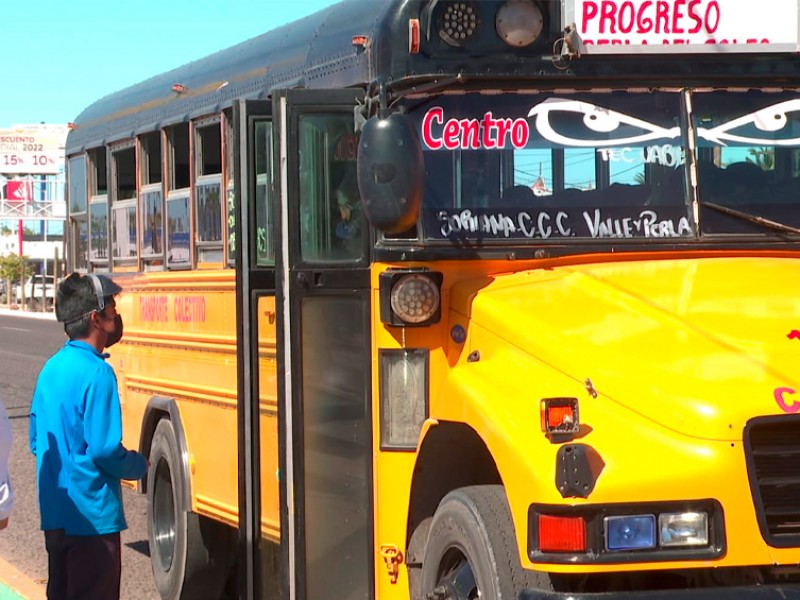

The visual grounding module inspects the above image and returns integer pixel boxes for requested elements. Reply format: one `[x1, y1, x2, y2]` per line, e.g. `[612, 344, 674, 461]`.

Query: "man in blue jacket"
[30, 273, 147, 600]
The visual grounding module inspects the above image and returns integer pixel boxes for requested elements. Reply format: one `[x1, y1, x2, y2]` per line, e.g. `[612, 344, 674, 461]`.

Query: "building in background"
[0, 123, 68, 277]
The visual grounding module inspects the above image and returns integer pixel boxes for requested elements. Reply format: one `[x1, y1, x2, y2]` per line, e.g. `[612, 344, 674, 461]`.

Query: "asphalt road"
[0, 311, 160, 599]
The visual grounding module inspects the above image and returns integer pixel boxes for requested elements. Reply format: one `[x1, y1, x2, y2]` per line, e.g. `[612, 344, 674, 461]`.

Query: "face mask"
[105, 314, 124, 348]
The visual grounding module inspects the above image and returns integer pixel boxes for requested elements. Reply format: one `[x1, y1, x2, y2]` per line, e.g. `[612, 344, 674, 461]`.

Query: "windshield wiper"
[700, 201, 800, 236]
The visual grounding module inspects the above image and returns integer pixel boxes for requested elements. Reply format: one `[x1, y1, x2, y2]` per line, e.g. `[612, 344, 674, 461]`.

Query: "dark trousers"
[44, 529, 121, 600]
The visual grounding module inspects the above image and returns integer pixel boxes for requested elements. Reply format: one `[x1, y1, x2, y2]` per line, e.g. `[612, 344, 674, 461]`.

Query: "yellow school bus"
[64, 0, 800, 598]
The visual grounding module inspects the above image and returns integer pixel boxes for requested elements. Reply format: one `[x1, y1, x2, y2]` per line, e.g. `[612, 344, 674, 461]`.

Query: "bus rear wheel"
[420, 485, 552, 600]
[147, 418, 231, 600]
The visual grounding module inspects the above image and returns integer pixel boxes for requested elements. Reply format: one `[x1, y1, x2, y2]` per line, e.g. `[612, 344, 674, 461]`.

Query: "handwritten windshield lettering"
[433, 208, 692, 240]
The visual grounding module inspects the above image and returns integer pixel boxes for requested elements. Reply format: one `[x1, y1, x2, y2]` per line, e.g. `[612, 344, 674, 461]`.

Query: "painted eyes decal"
[527, 98, 681, 147]
[527, 98, 800, 148]
[698, 99, 800, 146]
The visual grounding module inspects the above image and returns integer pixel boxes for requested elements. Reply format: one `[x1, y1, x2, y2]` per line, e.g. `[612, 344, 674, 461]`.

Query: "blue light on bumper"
[605, 515, 656, 551]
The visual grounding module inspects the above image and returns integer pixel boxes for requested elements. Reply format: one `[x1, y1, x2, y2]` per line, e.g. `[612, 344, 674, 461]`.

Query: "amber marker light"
[409, 19, 421, 53]
[352, 35, 369, 48]
[540, 397, 579, 435]
[538, 514, 587, 553]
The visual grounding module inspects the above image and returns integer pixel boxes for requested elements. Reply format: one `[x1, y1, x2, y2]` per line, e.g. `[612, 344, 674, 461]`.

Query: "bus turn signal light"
[538, 514, 587, 553]
[380, 270, 443, 327]
[541, 397, 579, 435]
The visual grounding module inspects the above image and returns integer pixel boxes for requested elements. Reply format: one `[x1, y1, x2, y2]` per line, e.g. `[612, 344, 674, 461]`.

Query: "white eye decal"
[698, 99, 800, 146]
[527, 98, 681, 147]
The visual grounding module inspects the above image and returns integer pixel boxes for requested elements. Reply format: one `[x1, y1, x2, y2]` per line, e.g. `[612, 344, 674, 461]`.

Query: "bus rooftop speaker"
[357, 112, 424, 234]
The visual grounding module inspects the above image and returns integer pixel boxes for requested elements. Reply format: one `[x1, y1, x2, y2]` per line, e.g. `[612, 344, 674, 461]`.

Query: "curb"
[0, 556, 45, 600]
[0, 308, 55, 321]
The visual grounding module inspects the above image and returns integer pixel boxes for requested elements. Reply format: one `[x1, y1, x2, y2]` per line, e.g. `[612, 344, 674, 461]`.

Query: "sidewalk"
[0, 306, 54, 320]
[0, 556, 45, 600]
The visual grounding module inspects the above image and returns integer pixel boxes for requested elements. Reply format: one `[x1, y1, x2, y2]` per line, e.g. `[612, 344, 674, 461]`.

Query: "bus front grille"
[746, 416, 800, 547]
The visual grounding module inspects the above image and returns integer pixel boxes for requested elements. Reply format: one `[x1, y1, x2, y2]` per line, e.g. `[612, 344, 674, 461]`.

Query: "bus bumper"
[519, 585, 800, 599]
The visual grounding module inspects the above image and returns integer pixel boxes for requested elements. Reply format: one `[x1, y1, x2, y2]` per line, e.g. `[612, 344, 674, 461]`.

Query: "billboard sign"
[5, 180, 34, 203]
[566, 0, 800, 53]
[0, 124, 69, 175]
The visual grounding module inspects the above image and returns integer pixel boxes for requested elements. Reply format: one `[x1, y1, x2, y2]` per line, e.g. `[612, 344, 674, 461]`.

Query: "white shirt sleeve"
[0, 398, 14, 521]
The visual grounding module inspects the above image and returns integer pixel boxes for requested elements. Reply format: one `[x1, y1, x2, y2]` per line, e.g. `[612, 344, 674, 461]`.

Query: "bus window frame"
[109, 139, 138, 267]
[67, 154, 89, 272]
[194, 115, 224, 265]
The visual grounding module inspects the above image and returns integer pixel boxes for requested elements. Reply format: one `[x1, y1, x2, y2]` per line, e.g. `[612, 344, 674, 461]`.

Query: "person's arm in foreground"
[84, 367, 147, 481]
[0, 399, 15, 529]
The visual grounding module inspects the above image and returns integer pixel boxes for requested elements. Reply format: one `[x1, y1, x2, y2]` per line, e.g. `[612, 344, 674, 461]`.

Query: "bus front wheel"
[147, 418, 230, 600]
[420, 485, 552, 600]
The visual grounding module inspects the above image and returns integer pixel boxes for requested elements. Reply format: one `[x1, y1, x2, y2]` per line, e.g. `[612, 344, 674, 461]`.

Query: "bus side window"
[110, 143, 137, 266]
[254, 120, 275, 266]
[195, 119, 223, 264]
[166, 124, 191, 268]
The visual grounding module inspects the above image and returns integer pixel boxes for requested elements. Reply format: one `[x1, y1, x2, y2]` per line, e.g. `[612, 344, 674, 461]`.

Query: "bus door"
[273, 89, 373, 600]
[235, 99, 284, 599]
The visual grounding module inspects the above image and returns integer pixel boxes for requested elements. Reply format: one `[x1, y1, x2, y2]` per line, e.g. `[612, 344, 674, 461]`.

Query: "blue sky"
[1, 0, 335, 127]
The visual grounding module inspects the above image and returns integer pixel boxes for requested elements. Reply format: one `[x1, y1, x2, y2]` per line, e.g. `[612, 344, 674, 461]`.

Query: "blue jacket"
[30, 340, 147, 536]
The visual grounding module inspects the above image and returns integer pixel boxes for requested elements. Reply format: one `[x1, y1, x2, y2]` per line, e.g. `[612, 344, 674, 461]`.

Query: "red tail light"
[538, 514, 587, 553]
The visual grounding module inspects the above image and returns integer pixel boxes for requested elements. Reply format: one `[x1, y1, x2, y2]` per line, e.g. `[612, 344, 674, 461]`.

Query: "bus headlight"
[379, 349, 429, 449]
[437, 1, 480, 47]
[380, 270, 443, 327]
[659, 512, 709, 547]
[496, 0, 544, 47]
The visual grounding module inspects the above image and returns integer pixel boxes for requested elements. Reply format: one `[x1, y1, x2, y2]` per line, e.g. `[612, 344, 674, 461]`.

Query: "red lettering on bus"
[583, 2, 599, 29]
[421, 108, 530, 151]
[655, 1, 670, 33]
[687, 0, 703, 33]
[775, 387, 800, 414]
[600, 1, 617, 32]
[581, 0, 722, 37]
[422, 107, 445, 150]
[617, 1, 634, 33]
[333, 134, 359, 162]
[139, 296, 169, 322]
[671, 0, 685, 34]
[638, 1, 654, 31]
[461, 119, 481, 150]
[173, 296, 207, 323]
[705, 1, 720, 33]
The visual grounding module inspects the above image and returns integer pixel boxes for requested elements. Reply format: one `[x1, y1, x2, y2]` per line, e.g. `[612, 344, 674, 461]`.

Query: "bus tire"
[147, 419, 228, 600]
[420, 485, 552, 600]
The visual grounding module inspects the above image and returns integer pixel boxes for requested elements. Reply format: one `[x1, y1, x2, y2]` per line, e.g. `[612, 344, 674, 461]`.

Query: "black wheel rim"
[152, 455, 176, 571]
[432, 547, 479, 600]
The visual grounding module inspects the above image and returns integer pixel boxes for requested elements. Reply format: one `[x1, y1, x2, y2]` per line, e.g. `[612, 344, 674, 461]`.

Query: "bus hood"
[452, 256, 800, 441]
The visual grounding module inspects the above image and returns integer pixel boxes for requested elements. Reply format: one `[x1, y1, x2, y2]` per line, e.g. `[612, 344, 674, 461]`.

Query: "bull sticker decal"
[773, 331, 800, 413]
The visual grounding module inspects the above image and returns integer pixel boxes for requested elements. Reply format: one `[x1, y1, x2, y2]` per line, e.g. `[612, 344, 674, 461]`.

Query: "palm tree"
[746, 147, 774, 171]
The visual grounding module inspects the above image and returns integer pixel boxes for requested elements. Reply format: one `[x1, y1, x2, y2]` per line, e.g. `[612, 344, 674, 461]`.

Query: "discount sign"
[0, 124, 68, 175]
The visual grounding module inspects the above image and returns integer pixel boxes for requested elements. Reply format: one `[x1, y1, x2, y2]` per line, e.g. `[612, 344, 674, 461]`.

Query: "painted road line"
[0, 556, 45, 600]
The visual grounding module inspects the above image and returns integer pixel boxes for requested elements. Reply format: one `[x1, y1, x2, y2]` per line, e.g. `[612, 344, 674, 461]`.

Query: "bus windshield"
[413, 88, 800, 242]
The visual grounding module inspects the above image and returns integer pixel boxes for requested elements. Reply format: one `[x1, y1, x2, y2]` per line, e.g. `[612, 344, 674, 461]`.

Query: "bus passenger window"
[110, 144, 137, 263]
[195, 120, 223, 263]
[85, 148, 109, 269]
[140, 131, 164, 268]
[167, 124, 191, 268]
[68, 155, 89, 271]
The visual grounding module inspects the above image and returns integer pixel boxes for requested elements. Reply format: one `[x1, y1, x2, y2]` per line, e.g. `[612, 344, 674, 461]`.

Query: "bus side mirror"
[357, 112, 424, 234]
